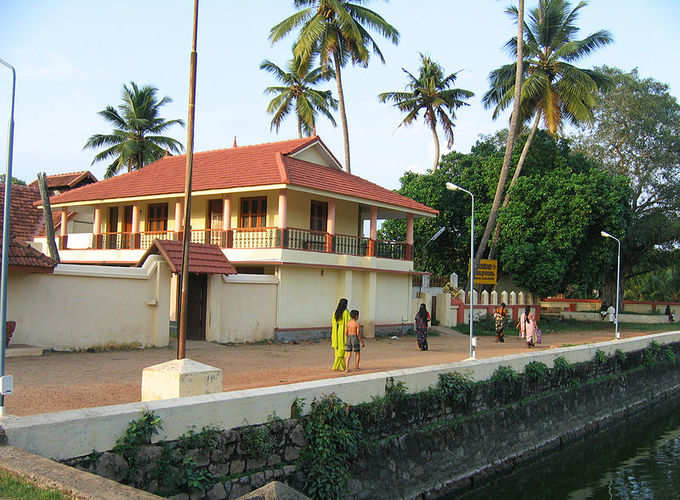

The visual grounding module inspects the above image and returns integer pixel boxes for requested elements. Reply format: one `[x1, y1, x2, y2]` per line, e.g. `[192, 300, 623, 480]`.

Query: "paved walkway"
[4, 326, 673, 416]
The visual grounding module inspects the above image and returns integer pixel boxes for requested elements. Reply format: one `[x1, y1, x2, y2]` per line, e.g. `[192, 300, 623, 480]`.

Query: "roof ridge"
[183, 136, 318, 157]
[275, 153, 290, 184]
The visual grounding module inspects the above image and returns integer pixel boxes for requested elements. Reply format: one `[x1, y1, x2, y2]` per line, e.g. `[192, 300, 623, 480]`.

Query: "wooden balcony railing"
[85, 227, 413, 260]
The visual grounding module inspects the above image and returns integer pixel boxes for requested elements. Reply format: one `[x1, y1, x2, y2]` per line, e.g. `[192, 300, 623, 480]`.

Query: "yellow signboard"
[470, 259, 497, 285]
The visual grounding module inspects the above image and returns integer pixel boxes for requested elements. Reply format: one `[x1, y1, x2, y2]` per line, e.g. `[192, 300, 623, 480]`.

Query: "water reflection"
[452, 398, 680, 499]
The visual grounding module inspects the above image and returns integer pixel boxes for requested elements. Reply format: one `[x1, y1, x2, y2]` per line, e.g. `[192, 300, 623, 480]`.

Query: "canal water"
[452, 397, 680, 499]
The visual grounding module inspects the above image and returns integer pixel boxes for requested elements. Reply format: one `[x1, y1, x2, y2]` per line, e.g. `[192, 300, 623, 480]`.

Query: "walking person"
[526, 310, 540, 348]
[517, 306, 530, 340]
[344, 310, 364, 372]
[415, 303, 430, 351]
[331, 298, 350, 371]
[494, 302, 507, 343]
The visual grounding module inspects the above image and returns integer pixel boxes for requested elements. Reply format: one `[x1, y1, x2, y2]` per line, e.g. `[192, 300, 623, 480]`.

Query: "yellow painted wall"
[277, 266, 341, 328]
[7, 257, 171, 349]
[375, 273, 411, 324]
[206, 276, 278, 343]
[286, 191, 359, 234]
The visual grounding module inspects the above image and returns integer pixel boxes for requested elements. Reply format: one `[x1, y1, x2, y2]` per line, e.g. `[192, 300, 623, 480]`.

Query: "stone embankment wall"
[65, 341, 680, 500]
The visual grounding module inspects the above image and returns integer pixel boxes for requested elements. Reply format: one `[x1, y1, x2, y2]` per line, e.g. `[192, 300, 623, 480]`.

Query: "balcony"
[73, 226, 413, 261]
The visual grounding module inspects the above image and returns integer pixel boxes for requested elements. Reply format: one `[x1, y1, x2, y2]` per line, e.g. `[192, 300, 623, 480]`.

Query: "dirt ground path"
[5, 326, 674, 416]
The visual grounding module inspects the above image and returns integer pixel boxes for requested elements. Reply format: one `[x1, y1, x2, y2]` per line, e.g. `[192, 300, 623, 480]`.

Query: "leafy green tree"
[84, 82, 184, 178]
[0, 175, 25, 185]
[260, 57, 338, 138]
[574, 67, 680, 306]
[478, 0, 612, 262]
[382, 131, 631, 297]
[270, 0, 399, 173]
[378, 53, 473, 171]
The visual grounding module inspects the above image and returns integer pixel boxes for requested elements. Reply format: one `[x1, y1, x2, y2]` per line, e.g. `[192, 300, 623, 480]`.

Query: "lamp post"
[0, 57, 16, 416]
[446, 182, 475, 359]
[601, 231, 621, 340]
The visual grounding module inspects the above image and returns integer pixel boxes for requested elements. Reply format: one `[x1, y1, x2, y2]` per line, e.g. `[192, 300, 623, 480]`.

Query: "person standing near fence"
[517, 306, 529, 340]
[525, 310, 537, 348]
[494, 303, 507, 343]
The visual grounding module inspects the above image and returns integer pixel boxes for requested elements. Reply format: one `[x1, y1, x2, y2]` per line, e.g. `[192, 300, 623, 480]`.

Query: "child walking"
[344, 310, 364, 372]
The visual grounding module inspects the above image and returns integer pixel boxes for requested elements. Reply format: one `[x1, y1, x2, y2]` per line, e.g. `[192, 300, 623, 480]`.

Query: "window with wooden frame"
[240, 197, 267, 228]
[310, 200, 328, 232]
[147, 203, 168, 232]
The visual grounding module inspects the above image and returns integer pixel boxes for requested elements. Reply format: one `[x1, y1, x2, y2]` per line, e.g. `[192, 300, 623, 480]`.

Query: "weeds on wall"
[299, 394, 362, 500]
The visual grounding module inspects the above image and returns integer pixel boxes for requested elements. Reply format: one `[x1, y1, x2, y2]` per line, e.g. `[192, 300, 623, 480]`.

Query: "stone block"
[141, 358, 223, 401]
[94, 452, 128, 482]
[206, 482, 227, 500]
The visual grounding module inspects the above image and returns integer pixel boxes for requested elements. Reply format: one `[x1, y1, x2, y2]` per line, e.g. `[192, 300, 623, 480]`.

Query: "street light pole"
[0, 57, 16, 416]
[601, 231, 621, 340]
[447, 182, 475, 359]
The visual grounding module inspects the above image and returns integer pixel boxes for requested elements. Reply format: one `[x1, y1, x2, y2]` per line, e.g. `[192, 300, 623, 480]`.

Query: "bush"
[524, 361, 548, 383]
[299, 394, 363, 500]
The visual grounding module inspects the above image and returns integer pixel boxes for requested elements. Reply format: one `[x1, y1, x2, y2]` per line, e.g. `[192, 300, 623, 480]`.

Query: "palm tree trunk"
[333, 52, 351, 173]
[430, 122, 440, 171]
[489, 110, 541, 259]
[297, 118, 302, 139]
[128, 157, 133, 173]
[473, 0, 524, 279]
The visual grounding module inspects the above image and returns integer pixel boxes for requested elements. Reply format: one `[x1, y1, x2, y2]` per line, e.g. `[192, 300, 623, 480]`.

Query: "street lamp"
[446, 182, 475, 359]
[601, 230, 621, 340]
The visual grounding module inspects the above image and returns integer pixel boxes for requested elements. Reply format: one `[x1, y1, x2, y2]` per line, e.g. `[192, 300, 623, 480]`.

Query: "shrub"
[524, 361, 548, 383]
[299, 394, 363, 500]
[438, 372, 473, 408]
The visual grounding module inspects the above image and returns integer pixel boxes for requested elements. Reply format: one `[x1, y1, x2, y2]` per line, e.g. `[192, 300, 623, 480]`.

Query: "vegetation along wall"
[66, 341, 680, 500]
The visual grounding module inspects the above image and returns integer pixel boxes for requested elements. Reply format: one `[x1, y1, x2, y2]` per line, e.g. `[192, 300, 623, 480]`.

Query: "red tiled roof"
[138, 239, 237, 275]
[47, 137, 438, 215]
[282, 156, 437, 214]
[28, 171, 97, 190]
[0, 184, 45, 243]
[4, 237, 57, 273]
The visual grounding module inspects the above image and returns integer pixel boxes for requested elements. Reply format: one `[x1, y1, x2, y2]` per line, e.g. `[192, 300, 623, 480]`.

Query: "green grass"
[452, 318, 678, 336]
[0, 471, 68, 499]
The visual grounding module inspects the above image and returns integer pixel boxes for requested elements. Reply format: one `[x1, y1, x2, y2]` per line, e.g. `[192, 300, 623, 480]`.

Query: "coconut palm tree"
[270, 0, 399, 173]
[84, 82, 184, 178]
[260, 56, 338, 138]
[476, 0, 611, 261]
[378, 54, 473, 171]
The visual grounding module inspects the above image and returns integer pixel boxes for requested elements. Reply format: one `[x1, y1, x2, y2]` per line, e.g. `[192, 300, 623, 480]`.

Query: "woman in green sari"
[331, 298, 350, 371]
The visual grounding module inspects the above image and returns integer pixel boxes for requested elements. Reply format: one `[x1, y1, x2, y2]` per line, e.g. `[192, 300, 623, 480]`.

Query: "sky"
[1, 1, 679, 191]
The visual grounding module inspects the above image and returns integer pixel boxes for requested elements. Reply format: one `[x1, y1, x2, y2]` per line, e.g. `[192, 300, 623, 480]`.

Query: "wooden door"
[107, 207, 119, 249]
[123, 205, 133, 248]
[187, 273, 207, 340]
[208, 199, 223, 245]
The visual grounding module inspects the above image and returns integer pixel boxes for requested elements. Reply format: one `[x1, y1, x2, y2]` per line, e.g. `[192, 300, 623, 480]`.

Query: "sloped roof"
[47, 137, 438, 215]
[0, 184, 44, 243]
[4, 237, 57, 273]
[138, 239, 237, 275]
[28, 171, 97, 190]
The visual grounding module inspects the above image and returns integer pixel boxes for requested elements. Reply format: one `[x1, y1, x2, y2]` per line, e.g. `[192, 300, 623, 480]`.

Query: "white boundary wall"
[7, 256, 171, 349]
[3, 330, 678, 460]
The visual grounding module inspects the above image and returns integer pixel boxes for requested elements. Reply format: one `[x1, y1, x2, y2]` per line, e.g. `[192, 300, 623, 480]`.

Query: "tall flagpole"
[178, 0, 199, 359]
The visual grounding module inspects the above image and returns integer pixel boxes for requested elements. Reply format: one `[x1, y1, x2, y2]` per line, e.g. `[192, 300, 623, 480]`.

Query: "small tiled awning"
[3, 237, 57, 274]
[137, 239, 237, 275]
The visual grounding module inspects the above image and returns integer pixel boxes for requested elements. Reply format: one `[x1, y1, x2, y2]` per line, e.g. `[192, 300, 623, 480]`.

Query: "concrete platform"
[5, 344, 44, 358]
[0, 445, 161, 499]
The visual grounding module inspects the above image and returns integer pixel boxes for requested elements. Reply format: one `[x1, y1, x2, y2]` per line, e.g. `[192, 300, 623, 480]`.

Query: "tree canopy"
[378, 53, 473, 171]
[381, 131, 631, 297]
[84, 82, 184, 178]
[270, 0, 399, 173]
[260, 57, 338, 137]
[573, 67, 680, 303]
